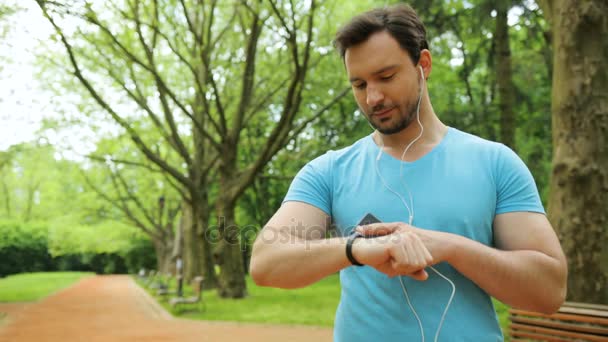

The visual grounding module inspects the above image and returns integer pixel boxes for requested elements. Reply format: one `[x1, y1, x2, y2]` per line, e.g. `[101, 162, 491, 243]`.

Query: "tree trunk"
[495, 0, 516, 150]
[152, 238, 174, 275]
[193, 192, 218, 289]
[215, 199, 247, 298]
[181, 200, 203, 282]
[544, 0, 608, 304]
[215, 149, 246, 298]
[180, 197, 217, 288]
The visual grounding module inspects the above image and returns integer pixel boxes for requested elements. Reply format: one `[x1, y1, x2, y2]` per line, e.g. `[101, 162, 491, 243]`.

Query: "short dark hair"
[333, 4, 429, 64]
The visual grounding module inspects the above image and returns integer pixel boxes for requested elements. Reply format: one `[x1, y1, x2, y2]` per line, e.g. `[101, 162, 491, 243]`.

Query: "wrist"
[430, 230, 462, 264]
[346, 232, 365, 266]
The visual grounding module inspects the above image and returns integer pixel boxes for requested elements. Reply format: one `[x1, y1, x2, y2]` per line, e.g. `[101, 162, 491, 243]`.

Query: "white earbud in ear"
[419, 66, 424, 82]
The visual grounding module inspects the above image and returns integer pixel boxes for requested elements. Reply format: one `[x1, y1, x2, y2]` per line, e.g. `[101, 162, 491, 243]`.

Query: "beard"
[365, 99, 419, 135]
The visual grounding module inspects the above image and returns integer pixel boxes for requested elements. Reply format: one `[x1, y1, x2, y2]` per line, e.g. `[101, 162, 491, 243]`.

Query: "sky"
[0, 1, 107, 159]
[0, 1, 52, 151]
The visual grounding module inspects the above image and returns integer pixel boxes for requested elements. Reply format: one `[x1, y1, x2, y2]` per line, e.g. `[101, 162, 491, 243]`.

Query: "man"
[250, 4, 567, 341]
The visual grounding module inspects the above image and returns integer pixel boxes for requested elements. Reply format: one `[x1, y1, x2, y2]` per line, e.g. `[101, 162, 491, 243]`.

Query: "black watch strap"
[346, 232, 364, 266]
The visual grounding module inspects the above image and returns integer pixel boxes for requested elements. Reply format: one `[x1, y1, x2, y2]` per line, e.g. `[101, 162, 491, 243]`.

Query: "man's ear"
[418, 49, 432, 80]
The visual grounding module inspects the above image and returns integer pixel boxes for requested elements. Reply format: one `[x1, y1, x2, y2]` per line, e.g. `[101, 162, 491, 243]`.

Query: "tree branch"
[232, 9, 263, 142]
[131, 4, 193, 167]
[81, 168, 159, 239]
[36, 3, 193, 189]
[112, 168, 160, 232]
[86, 154, 163, 173]
[286, 87, 350, 142]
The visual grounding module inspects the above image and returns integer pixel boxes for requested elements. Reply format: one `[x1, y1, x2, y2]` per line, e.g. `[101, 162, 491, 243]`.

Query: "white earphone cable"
[373, 66, 456, 342]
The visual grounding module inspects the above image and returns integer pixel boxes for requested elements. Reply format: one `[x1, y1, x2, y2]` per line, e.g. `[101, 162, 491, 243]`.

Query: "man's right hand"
[352, 231, 433, 280]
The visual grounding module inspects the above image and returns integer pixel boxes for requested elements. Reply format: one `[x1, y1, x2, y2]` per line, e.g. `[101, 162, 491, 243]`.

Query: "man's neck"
[373, 105, 447, 161]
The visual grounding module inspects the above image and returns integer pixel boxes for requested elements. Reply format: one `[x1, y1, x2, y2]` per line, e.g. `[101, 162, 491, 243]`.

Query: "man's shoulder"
[311, 135, 371, 163]
[448, 127, 510, 156]
[450, 127, 502, 149]
[302, 135, 370, 175]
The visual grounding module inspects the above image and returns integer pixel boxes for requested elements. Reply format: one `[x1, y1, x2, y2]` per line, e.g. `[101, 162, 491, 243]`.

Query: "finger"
[413, 234, 434, 265]
[411, 234, 431, 267]
[409, 269, 429, 281]
[391, 245, 408, 272]
[356, 222, 399, 236]
[376, 262, 398, 278]
[404, 234, 422, 267]
[422, 240, 434, 264]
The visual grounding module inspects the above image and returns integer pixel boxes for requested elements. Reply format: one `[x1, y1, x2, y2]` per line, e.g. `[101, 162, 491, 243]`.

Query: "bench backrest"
[509, 301, 608, 341]
[192, 276, 204, 299]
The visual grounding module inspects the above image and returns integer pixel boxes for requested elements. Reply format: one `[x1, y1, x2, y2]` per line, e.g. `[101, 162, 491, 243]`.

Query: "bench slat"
[510, 309, 608, 326]
[509, 303, 608, 342]
[510, 316, 608, 336]
[564, 302, 608, 313]
[560, 306, 608, 319]
[510, 323, 608, 341]
[510, 330, 581, 342]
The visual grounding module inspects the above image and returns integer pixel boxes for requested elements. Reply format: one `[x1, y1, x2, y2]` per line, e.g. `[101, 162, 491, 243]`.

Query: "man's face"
[344, 30, 421, 135]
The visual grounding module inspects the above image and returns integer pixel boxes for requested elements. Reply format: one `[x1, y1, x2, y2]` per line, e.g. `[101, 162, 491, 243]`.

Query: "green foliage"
[0, 218, 157, 276]
[0, 142, 159, 275]
[493, 298, 511, 341]
[0, 272, 91, 302]
[47, 219, 144, 256]
[122, 238, 157, 274]
[0, 220, 53, 277]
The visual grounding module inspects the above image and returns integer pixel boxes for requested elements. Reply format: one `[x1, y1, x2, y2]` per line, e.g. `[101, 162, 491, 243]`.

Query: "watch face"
[358, 213, 381, 226]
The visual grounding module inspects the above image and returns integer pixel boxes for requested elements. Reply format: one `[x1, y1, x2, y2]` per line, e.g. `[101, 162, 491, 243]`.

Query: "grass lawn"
[0, 272, 92, 302]
[142, 273, 511, 336]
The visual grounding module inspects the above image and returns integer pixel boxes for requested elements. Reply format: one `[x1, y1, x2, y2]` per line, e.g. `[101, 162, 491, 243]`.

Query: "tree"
[82, 154, 182, 274]
[537, 0, 608, 304]
[495, 0, 517, 150]
[35, 0, 349, 298]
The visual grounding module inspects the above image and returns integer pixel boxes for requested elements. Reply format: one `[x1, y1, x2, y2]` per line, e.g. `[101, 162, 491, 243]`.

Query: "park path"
[0, 275, 332, 342]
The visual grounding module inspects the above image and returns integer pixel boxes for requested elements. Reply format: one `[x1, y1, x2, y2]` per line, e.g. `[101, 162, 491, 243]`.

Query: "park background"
[0, 0, 606, 339]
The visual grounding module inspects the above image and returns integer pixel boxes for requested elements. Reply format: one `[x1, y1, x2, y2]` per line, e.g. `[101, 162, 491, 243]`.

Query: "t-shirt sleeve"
[494, 144, 545, 215]
[282, 152, 333, 216]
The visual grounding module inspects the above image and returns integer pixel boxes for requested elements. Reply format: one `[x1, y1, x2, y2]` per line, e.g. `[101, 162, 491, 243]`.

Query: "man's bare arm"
[444, 212, 568, 313]
[249, 201, 351, 289]
[250, 201, 433, 288]
[358, 212, 567, 313]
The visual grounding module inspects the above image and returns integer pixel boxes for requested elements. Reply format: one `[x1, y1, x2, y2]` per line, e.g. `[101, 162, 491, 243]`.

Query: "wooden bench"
[509, 301, 608, 341]
[169, 276, 204, 311]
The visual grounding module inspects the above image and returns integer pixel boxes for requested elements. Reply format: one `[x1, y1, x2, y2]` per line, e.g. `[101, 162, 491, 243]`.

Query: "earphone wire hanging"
[372, 66, 456, 342]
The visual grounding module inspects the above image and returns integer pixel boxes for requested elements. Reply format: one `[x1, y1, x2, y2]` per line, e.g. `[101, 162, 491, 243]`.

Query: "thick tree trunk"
[215, 149, 246, 298]
[181, 200, 200, 281]
[188, 101, 218, 288]
[152, 238, 174, 275]
[545, 0, 608, 304]
[496, 0, 516, 150]
[193, 193, 218, 289]
[181, 199, 216, 288]
[215, 199, 247, 298]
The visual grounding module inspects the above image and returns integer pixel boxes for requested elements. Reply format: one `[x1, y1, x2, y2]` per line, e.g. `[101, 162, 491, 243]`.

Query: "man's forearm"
[250, 230, 351, 289]
[444, 234, 567, 313]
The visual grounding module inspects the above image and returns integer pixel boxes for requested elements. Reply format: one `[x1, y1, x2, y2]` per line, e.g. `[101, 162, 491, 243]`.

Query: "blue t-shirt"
[283, 127, 544, 341]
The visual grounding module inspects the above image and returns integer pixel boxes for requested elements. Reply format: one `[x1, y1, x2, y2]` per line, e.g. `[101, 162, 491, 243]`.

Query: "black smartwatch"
[346, 231, 365, 266]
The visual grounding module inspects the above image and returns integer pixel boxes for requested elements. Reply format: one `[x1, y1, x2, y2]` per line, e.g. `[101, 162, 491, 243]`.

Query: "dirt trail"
[0, 275, 332, 342]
